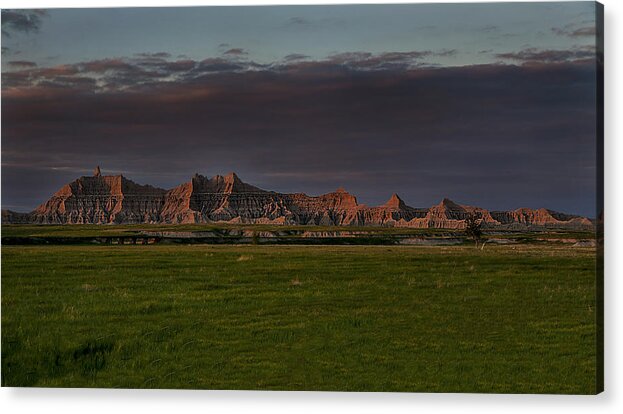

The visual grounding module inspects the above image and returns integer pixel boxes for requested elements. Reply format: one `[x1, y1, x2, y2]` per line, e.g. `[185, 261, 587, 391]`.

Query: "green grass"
[1, 244, 598, 393]
[1, 223, 457, 238]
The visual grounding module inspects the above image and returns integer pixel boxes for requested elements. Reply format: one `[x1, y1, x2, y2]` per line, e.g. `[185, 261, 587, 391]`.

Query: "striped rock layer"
[2, 171, 594, 230]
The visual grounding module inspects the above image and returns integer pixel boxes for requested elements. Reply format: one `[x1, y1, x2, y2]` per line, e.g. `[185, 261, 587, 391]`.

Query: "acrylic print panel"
[0, 1, 604, 394]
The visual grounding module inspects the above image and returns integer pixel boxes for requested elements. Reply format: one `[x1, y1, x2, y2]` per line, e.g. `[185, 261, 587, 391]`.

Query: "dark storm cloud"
[134, 52, 172, 59]
[7, 60, 37, 68]
[304, 50, 443, 71]
[552, 25, 596, 38]
[223, 48, 247, 56]
[1, 9, 47, 37]
[496, 46, 596, 63]
[436, 49, 457, 57]
[283, 53, 309, 62]
[2, 49, 456, 93]
[570, 27, 597, 37]
[79, 58, 137, 73]
[329, 50, 432, 64]
[194, 57, 248, 73]
[353, 51, 428, 65]
[159, 60, 197, 72]
[1, 51, 597, 216]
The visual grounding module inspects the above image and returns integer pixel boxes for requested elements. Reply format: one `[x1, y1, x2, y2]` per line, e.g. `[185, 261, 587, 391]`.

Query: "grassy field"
[1, 223, 449, 238]
[0, 223, 595, 239]
[1, 243, 598, 393]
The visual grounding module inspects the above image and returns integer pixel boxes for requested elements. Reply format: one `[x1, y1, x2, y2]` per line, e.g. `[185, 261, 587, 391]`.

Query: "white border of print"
[0, 1, 619, 414]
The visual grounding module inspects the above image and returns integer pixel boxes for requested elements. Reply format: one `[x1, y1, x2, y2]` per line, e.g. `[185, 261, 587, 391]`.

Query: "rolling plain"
[1, 224, 598, 393]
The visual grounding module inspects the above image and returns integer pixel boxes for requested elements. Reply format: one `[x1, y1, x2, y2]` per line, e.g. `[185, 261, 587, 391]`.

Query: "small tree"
[464, 213, 483, 248]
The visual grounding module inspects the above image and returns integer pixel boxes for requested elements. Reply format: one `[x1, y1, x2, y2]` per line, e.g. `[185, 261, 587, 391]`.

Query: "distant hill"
[1, 167, 594, 230]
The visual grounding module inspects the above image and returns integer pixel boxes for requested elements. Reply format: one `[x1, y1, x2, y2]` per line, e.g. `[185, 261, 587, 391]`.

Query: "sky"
[1, 2, 601, 216]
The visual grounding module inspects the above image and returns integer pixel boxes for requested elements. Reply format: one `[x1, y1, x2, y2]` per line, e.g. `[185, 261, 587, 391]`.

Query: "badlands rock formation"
[28, 173, 166, 224]
[1, 168, 594, 230]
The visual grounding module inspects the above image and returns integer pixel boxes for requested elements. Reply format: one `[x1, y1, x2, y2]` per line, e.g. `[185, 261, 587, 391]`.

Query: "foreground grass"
[1, 244, 597, 393]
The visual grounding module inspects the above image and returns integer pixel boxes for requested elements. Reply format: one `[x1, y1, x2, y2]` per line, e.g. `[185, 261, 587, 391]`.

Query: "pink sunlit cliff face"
[1, 168, 594, 230]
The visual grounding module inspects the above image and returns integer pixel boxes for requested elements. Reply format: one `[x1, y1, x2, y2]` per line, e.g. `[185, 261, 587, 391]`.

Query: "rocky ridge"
[1, 168, 594, 230]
